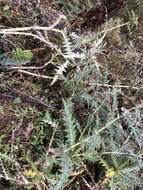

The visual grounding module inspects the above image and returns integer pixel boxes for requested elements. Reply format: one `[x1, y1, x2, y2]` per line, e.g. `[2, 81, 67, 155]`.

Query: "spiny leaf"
[52, 155, 71, 190]
[63, 99, 77, 146]
[0, 48, 33, 65]
[11, 47, 33, 61]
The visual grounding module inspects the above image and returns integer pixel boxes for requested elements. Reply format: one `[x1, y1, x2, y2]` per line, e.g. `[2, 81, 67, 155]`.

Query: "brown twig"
[5, 86, 56, 110]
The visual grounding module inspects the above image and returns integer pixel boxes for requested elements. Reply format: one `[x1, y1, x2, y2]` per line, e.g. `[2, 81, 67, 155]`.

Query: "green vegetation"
[0, 1, 143, 189]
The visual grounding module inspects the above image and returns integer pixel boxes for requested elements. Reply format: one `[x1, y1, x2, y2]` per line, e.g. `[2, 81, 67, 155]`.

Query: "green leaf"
[51, 155, 71, 190]
[11, 47, 33, 61]
[63, 99, 77, 146]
